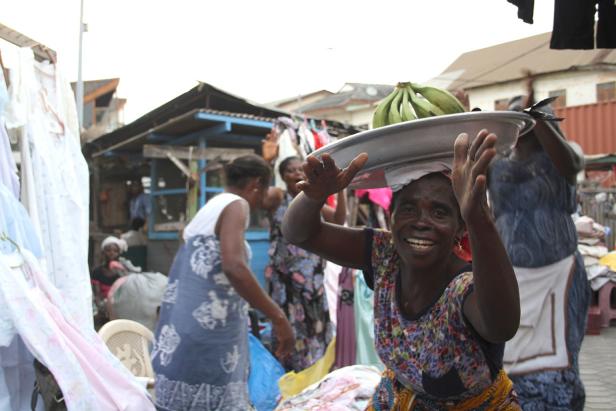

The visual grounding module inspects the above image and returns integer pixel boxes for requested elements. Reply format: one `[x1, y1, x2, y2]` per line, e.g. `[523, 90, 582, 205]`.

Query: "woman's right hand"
[297, 152, 368, 202]
[272, 315, 294, 360]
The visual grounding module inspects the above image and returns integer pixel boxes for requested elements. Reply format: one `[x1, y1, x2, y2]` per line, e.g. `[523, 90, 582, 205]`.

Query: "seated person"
[91, 236, 129, 323]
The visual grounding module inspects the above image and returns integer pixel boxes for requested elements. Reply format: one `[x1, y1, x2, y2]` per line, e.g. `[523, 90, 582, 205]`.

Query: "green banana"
[408, 88, 433, 118]
[387, 88, 403, 125]
[372, 87, 399, 128]
[411, 83, 465, 114]
[399, 87, 417, 122]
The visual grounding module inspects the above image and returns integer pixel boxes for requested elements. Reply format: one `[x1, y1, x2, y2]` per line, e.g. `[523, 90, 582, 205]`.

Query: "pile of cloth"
[275, 365, 381, 411]
[574, 215, 616, 291]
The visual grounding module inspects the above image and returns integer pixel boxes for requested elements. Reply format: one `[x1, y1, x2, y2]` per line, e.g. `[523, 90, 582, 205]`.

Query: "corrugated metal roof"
[298, 83, 394, 112]
[84, 82, 359, 157]
[555, 100, 616, 155]
[70, 78, 119, 98]
[435, 32, 616, 91]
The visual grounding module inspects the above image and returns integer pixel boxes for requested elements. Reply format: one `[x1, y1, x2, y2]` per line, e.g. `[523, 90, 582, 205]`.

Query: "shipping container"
[555, 101, 616, 155]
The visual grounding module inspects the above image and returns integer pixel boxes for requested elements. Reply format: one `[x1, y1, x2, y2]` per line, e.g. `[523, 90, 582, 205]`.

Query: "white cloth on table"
[4, 48, 92, 330]
[504, 255, 575, 375]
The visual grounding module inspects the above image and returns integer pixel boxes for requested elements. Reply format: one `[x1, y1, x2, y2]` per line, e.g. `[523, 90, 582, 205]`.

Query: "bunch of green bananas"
[372, 82, 466, 129]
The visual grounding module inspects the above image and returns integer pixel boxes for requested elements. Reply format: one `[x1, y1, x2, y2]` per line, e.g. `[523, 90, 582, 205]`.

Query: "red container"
[555, 101, 616, 155]
[586, 305, 602, 336]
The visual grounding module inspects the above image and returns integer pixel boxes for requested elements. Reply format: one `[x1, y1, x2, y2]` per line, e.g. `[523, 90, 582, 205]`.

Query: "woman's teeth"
[404, 238, 435, 249]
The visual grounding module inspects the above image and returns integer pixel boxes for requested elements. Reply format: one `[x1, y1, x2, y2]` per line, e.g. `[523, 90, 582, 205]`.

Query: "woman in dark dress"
[488, 94, 590, 410]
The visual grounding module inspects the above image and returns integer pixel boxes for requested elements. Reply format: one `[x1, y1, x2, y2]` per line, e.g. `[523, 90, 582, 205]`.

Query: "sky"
[1, 1, 556, 122]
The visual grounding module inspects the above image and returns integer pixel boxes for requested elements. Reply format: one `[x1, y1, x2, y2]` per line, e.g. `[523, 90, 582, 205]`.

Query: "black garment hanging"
[510, 0, 616, 49]
[551, 0, 616, 49]
[508, 0, 535, 24]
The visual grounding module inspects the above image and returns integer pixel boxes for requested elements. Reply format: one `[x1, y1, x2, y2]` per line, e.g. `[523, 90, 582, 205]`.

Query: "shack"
[84, 82, 358, 284]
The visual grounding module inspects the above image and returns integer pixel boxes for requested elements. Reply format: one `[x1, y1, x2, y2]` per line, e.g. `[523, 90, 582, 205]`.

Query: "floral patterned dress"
[366, 229, 518, 409]
[152, 194, 253, 411]
[265, 193, 332, 371]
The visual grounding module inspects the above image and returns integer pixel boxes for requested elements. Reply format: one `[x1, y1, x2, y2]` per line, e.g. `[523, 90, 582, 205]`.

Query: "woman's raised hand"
[452, 129, 496, 223]
[297, 152, 368, 202]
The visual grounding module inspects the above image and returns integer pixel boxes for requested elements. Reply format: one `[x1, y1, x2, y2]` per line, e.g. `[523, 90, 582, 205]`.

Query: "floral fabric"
[152, 235, 252, 411]
[368, 229, 510, 405]
[265, 193, 332, 371]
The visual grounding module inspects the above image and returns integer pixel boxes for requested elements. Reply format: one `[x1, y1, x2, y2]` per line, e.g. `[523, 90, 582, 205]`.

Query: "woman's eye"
[434, 208, 448, 218]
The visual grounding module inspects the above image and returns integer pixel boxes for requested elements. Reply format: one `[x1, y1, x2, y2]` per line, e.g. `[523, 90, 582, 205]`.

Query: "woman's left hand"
[452, 129, 496, 223]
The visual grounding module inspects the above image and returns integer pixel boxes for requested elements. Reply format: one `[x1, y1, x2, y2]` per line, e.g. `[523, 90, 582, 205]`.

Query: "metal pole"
[76, 0, 85, 130]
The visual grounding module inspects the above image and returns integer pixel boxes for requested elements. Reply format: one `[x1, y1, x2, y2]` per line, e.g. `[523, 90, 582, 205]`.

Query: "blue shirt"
[129, 193, 151, 220]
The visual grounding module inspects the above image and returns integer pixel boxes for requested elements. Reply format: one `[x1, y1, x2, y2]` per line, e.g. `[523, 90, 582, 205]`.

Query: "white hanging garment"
[0, 249, 154, 411]
[0, 71, 19, 198]
[4, 48, 92, 330]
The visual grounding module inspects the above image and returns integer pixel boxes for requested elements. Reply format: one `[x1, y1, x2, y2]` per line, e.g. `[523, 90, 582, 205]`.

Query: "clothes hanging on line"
[0, 250, 154, 411]
[551, 0, 616, 49]
[271, 116, 335, 189]
[0, 70, 19, 199]
[4, 48, 92, 330]
[0, 184, 153, 411]
[509, 0, 616, 49]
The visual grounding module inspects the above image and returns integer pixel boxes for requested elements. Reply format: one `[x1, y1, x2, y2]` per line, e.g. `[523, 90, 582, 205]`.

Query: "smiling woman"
[281, 129, 522, 409]
[261, 155, 346, 372]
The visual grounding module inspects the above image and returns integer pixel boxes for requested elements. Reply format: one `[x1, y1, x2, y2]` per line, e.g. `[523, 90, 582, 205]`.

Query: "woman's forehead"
[285, 159, 302, 169]
[402, 174, 453, 196]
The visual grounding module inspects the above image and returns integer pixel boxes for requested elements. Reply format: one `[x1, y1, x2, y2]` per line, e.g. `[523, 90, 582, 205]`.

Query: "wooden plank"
[143, 144, 254, 161]
[0, 23, 56, 62]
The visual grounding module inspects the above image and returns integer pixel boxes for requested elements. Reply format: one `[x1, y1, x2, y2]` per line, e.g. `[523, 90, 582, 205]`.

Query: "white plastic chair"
[98, 319, 155, 389]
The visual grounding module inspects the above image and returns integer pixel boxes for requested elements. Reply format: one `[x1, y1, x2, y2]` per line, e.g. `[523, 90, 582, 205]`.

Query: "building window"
[494, 98, 509, 110]
[597, 82, 616, 102]
[548, 89, 566, 108]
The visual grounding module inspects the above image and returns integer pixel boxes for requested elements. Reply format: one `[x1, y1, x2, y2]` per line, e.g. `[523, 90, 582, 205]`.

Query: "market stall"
[85, 83, 358, 284]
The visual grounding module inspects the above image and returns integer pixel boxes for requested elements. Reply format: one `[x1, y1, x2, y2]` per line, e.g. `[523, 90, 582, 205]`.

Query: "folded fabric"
[586, 264, 609, 282]
[577, 244, 609, 259]
[599, 252, 616, 271]
[275, 365, 381, 411]
[385, 161, 451, 192]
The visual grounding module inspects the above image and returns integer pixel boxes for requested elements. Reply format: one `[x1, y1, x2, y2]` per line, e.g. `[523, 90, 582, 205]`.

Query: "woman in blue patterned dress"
[152, 155, 293, 411]
[263, 156, 345, 371]
[282, 130, 522, 409]
[488, 95, 591, 410]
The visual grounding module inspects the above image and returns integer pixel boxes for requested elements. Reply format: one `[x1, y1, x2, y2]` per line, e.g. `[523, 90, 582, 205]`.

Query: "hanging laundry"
[0, 184, 153, 410]
[334, 267, 356, 369]
[297, 121, 315, 156]
[0, 71, 19, 198]
[355, 188, 393, 212]
[353, 271, 384, 370]
[4, 48, 92, 330]
[0, 250, 154, 410]
[509, 0, 616, 49]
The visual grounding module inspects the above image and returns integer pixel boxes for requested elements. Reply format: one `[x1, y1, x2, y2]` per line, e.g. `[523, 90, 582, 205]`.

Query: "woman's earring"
[456, 240, 463, 251]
